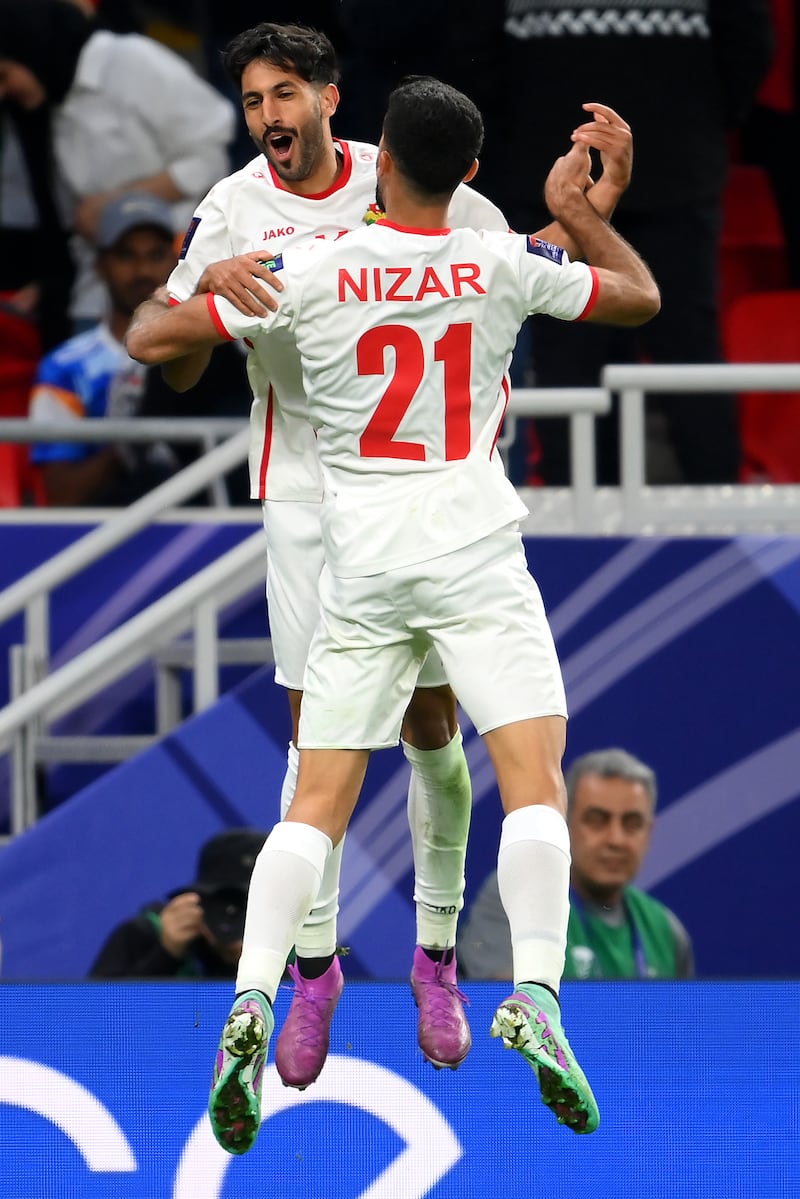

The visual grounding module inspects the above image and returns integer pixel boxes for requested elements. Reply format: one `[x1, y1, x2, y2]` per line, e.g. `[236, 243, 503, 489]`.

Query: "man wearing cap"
[89, 828, 268, 979]
[27, 192, 182, 505]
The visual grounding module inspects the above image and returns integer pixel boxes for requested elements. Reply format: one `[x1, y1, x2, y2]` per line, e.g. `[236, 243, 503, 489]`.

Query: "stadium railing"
[606, 363, 800, 532]
[1, 367, 799, 837]
[0, 394, 606, 837]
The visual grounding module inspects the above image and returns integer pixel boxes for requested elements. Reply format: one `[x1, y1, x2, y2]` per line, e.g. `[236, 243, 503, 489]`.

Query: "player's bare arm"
[534, 103, 632, 255]
[127, 289, 227, 365]
[126, 286, 211, 389]
[544, 142, 660, 326]
[155, 254, 283, 390]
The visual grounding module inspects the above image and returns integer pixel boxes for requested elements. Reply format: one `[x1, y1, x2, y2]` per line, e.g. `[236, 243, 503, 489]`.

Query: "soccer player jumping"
[132, 20, 634, 1101]
[129, 74, 658, 1152]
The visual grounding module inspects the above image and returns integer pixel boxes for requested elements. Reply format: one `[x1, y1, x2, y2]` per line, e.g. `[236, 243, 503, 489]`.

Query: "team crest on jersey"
[178, 217, 201, 260]
[527, 236, 564, 264]
[257, 253, 284, 273]
[363, 203, 385, 226]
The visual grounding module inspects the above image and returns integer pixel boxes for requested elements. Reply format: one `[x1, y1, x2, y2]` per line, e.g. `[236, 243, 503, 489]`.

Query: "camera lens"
[201, 889, 246, 943]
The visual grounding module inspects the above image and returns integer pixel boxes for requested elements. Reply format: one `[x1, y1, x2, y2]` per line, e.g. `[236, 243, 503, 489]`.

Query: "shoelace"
[416, 963, 470, 1021]
[284, 963, 337, 1047]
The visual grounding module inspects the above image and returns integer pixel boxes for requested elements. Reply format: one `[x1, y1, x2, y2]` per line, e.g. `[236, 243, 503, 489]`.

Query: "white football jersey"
[211, 221, 597, 576]
[167, 139, 508, 500]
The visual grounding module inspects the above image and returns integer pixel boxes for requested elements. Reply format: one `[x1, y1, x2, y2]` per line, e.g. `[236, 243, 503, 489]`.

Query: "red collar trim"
[267, 139, 353, 199]
[377, 218, 451, 236]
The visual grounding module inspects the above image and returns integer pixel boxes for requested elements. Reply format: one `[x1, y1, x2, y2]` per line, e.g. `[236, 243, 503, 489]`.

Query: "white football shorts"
[262, 499, 448, 690]
[299, 523, 568, 749]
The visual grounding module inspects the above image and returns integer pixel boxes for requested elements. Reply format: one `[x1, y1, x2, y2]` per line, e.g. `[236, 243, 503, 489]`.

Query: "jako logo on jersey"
[256, 253, 284, 273]
[178, 217, 201, 260]
[262, 226, 295, 239]
[527, 236, 565, 264]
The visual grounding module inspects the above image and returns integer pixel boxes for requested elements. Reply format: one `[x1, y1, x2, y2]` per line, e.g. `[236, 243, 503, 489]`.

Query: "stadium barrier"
[0, 980, 795, 1198]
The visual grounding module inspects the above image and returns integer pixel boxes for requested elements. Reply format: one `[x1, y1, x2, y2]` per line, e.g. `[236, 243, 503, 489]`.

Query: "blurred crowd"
[1, 0, 797, 504]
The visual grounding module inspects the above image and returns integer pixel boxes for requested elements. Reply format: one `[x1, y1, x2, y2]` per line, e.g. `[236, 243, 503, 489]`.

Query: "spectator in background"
[491, 0, 773, 486]
[28, 192, 252, 506]
[460, 748, 694, 980]
[28, 193, 182, 505]
[0, 0, 234, 336]
[90, 828, 268, 979]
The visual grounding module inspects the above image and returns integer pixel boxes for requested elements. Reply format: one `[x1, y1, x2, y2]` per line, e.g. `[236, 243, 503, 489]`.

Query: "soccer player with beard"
[132, 22, 633, 1095]
[128, 73, 658, 1152]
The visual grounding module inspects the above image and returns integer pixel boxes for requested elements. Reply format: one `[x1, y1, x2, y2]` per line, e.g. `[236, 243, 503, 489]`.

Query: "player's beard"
[260, 102, 326, 184]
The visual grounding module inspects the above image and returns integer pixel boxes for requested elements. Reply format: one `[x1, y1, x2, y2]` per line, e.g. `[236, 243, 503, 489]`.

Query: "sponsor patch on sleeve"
[257, 252, 284, 273]
[178, 216, 201, 260]
[527, 236, 565, 264]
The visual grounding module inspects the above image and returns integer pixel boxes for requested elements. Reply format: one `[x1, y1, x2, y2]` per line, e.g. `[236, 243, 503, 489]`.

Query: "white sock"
[236, 821, 332, 1002]
[497, 805, 571, 993]
[280, 741, 341, 959]
[403, 729, 472, 950]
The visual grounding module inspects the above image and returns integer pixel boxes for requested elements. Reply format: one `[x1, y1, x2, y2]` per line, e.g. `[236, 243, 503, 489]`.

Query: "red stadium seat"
[0, 442, 46, 508]
[0, 300, 47, 506]
[719, 164, 789, 318]
[723, 289, 800, 482]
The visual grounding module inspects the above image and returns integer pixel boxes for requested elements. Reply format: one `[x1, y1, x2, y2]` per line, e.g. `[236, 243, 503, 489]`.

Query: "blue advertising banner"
[0, 529, 798, 980]
[0, 982, 796, 1198]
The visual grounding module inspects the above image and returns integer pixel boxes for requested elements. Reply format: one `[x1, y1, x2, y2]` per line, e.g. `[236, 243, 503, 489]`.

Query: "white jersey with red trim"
[210, 221, 597, 576]
[167, 139, 508, 501]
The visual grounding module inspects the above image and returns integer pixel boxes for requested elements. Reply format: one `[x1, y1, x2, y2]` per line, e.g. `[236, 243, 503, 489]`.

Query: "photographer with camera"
[89, 829, 267, 979]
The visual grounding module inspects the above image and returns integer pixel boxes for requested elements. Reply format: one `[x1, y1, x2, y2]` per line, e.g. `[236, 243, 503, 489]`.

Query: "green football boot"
[491, 983, 600, 1134]
[208, 990, 274, 1155]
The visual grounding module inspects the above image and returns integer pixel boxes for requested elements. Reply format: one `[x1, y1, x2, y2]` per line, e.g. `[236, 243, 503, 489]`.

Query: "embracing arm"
[160, 255, 283, 391]
[131, 290, 214, 392]
[126, 287, 228, 366]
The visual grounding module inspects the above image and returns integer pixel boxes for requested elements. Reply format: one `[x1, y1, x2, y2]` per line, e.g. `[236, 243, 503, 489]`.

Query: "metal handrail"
[0, 531, 265, 748]
[0, 417, 247, 443]
[498, 387, 609, 528]
[1, 531, 267, 832]
[0, 389, 607, 832]
[603, 363, 800, 531]
[1, 369, 800, 832]
[0, 427, 251, 676]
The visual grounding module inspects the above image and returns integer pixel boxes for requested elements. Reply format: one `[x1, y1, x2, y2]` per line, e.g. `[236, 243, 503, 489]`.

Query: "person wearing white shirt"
[127, 75, 660, 1153]
[0, 0, 234, 323]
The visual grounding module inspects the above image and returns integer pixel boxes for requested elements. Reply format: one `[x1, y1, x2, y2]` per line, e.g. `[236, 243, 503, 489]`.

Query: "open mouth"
[266, 130, 295, 164]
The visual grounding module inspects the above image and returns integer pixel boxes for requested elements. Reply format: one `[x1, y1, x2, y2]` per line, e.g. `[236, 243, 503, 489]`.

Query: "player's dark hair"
[382, 76, 484, 200]
[223, 22, 340, 89]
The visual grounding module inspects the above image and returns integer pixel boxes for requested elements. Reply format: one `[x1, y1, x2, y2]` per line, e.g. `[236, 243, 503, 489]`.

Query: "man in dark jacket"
[492, 0, 774, 485]
[90, 828, 267, 979]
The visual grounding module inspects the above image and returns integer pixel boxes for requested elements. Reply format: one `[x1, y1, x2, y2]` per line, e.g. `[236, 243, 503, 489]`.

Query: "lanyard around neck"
[570, 888, 649, 979]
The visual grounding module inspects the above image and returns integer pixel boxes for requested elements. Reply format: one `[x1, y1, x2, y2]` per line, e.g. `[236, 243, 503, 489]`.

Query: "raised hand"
[571, 102, 633, 195]
[159, 891, 205, 959]
[544, 141, 594, 218]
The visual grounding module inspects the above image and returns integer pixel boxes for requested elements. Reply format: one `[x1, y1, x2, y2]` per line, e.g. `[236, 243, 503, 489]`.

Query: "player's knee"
[402, 686, 458, 749]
